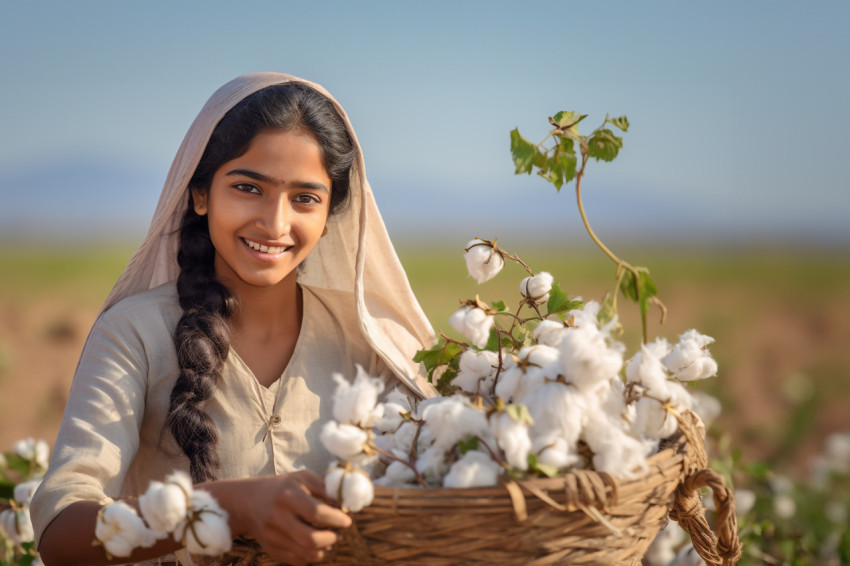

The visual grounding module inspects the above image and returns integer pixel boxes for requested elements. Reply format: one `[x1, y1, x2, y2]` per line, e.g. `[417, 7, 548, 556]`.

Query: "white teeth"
[245, 239, 287, 254]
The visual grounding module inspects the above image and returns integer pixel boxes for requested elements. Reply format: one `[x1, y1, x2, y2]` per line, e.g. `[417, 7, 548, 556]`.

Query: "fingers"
[283, 472, 352, 530]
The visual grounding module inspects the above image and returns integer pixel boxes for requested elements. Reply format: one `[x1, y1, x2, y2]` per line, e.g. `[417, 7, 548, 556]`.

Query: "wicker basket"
[225, 411, 741, 566]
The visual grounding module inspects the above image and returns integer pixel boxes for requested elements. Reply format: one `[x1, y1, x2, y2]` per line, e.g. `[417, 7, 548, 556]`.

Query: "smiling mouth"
[243, 238, 292, 254]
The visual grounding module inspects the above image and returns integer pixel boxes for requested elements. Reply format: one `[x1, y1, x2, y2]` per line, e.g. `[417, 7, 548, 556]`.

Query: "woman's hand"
[209, 470, 352, 565]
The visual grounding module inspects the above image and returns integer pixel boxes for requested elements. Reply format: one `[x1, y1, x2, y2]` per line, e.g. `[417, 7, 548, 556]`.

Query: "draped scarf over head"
[101, 72, 437, 397]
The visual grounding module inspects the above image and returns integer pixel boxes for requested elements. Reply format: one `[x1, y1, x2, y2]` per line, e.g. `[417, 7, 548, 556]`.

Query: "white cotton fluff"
[643, 519, 685, 566]
[0, 508, 34, 544]
[12, 438, 50, 470]
[449, 305, 493, 349]
[633, 381, 693, 440]
[138, 471, 192, 537]
[567, 301, 601, 330]
[320, 421, 370, 461]
[452, 349, 499, 395]
[558, 326, 623, 393]
[332, 366, 385, 427]
[489, 410, 532, 470]
[443, 451, 501, 488]
[625, 340, 672, 399]
[420, 395, 488, 449]
[534, 435, 581, 470]
[13, 479, 41, 506]
[464, 238, 505, 284]
[524, 382, 587, 451]
[374, 459, 418, 486]
[325, 465, 375, 512]
[669, 543, 706, 566]
[95, 501, 157, 557]
[583, 412, 651, 479]
[690, 391, 722, 427]
[177, 490, 232, 555]
[415, 444, 453, 483]
[520, 271, 554, 304]
[533, 319, 567, 347]
[823, 431, 850, 474]
[663, 330, 718, 382]
[494, 345, 561, 402]
[734, 489, 756, 515]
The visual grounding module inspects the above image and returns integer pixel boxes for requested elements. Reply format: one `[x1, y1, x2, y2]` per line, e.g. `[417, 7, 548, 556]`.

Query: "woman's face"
[192, 128, 332, 292]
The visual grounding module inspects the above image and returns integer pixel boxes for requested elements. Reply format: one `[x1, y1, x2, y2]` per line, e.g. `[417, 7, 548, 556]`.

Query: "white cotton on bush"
[494, 345, 561, 402]
[734, 489, 756, 516]
[452, 349, 499, 395]
[583, 412, 651, 479]
[464, 238, 505, 284]
[420, 395, 488, 449]
[320, 421, 370, 461]
[138, 471, 191, 537]
[0, 507, 34, 544]
[489, 409, 532, 470]
[443, 451, 501, 488]
[663, 329, 718, 382]
[625, 341, 672, 399]
[332, 366, 385, 428]
[643, 519, 685, 566]
[12, 438, 49, 470]
[524, 382, 587, 451]
[520, 271, 554, 304]
[567, 301, 601, 330]
[533, 319, 567, 347]
[449, 305, 493, 349]
[177, 490, 232, 556]
[13, 479, 41, 506]
[558, 326, 623, 393]
[374, 459, 418, 486]
[95, 501, 157, 557]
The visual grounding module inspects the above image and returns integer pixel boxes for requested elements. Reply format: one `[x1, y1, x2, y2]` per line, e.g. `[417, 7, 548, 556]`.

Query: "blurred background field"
[2, 242, 848, 481]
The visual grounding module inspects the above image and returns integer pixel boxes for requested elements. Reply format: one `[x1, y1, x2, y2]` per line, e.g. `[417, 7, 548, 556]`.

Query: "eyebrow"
[225, 168, 329, 193]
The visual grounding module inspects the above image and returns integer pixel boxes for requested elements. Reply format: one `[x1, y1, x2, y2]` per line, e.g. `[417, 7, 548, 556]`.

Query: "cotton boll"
[325, 466, 345, 500]
[341, 468, 375, 512]
[489, 410, 532, 470]
[625, 343, 672, 400]
[449, 306, 493, 349]
[178, 490, 231, 556]
[421, 395, 488, 449]
[533, 319, 567, 347]
[13, 479, 41, 506]
[139, 474, 191, 537]
[375, 460, 418, 486]
[452, 350, 499, 395]
[558, 326, 623, 393]
[567, 301, 601, 330]
[823, 431, 850, 473]
[443, 451, 501, 488]
[96, 501, 157, 557]
[375, 401, 409, 433]
[663, 330, 718, 382]
[416, 444, 452, 483]
[464, 238, 505, 284]
[633, 397, 679, 440]
[501, 345, 562, 402]
[643, 519, 685, 566]
[12, 438, 50, 470]
[524, 382, 587, 450]
[520, 271, 554, 304]
[734, 489, 756, 515]
[320, 421, 370, 461]
[332, 366, 385, 427]
[534, 435, 580, 470]
[690, 391, 722, 427]
[583, 413, 651, 479]
[0, 508, 34, 544]
[669, 543, 706, 566]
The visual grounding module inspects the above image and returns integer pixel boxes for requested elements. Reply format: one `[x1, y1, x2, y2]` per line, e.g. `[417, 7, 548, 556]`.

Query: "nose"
[258, 194, 291, 238]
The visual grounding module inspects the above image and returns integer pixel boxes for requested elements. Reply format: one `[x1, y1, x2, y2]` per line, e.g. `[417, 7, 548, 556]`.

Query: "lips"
[242, 238, 292, 254]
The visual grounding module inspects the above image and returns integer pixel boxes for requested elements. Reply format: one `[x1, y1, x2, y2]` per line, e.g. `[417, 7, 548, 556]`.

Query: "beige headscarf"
[100, 72, 437, 398]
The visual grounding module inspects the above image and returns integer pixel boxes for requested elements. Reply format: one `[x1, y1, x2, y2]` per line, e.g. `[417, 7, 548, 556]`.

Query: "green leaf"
[510, 128, 536, 174]
[545, 282, 570, 314]
[608, 115, 630, 132]
[484, 327, 501, 351]
[458, 436, 479, 454]
[552, 111, 576, 128]
[558, 152, 578, 185]
[0, 480, 13, 500]
[527, 453, 559, 478]
[506, 403, 534, 425]
[586, 128, 623, 162]
[414, 340, 464, 381]
[491, 300, 507, 312]
[619, 270, 638, 302]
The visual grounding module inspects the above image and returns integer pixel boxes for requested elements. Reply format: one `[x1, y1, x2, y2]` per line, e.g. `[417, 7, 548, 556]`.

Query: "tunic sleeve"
[30, 302, 152, 547]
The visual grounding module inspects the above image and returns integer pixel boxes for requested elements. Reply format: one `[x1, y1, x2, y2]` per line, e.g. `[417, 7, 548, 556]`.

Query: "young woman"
[30, 73, 437, 565]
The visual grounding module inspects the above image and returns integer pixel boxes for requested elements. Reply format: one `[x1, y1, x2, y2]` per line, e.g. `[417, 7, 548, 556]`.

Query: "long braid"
[166, 207, 235, 483]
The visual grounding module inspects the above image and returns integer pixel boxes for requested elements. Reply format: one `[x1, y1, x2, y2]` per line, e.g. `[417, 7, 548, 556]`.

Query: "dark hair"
[167, 82, 356, 483]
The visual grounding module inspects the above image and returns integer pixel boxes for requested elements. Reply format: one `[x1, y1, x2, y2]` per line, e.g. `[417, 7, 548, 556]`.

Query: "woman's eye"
[294, 194, 321, 205]
[234, 183, 261, 194]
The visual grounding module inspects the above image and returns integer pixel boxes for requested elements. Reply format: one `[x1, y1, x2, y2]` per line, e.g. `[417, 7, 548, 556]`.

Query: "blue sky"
[1, 1, 848, 246]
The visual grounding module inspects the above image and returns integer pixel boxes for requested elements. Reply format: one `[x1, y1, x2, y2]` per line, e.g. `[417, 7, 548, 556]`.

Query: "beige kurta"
[30, 281, 402, 547]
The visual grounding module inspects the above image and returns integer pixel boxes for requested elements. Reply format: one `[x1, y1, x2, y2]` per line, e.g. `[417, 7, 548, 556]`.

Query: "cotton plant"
[1, 439, 51, 565]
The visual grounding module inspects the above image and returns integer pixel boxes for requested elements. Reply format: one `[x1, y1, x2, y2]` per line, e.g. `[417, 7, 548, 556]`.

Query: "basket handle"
[669, 468, 742, 566]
